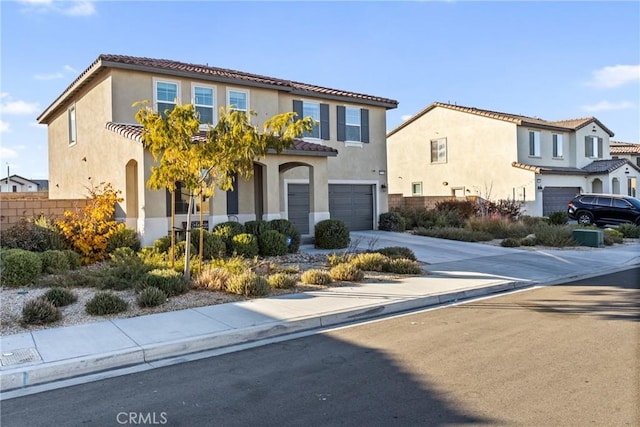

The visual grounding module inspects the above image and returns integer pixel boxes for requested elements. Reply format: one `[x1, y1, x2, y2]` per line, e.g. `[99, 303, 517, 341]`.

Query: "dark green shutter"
[585, 136, 592, 157]
[293, 100, 303, 119]
[226, 173, 239, 215]
[320, 103, 330, 140]
[337, 106, 346, 141]
[361, 109, 369, 143]
[529, 132, 535, 155]
[597, 138, 603, 158]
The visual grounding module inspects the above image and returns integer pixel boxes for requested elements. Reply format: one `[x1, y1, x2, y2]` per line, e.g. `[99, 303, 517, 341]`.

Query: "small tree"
[136, 103, 313, 280]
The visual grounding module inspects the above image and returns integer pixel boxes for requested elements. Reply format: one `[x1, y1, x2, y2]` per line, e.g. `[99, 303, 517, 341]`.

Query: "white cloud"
[18, 0, 96, 16]
[0, 94, 40, 115]
[63, 65, 78, 73]
[0, 120, 10, 133]
[34, 72, 64, 80]
[581, 100, 635, 112]
[0, 146, 18, 160]
[401, 115, 413, 122]
[586, 65, 640, 88]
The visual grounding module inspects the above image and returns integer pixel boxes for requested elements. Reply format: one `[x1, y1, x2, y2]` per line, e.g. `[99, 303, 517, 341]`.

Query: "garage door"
[287, 184, 375, 234]
[543, 187, 581, 216]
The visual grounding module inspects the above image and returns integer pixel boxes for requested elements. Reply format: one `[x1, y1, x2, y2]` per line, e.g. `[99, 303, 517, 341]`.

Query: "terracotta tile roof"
[39, 54, 397, 123]
[105, 122, 338, 157]
[388, 102, 615, 137]
[610, 141, 640, 154]
[511, 162, 587, 175]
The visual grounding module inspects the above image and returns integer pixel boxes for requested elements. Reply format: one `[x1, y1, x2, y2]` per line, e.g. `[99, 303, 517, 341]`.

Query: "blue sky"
[1, 0, 639, 180]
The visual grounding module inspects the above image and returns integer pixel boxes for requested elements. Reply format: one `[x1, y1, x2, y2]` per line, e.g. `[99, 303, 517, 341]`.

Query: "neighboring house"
[611, 141, 640, 168]
[37, 54, 398, 246]
[0, 175, 40, 192]
[32, 180, 49, 191]
[386, 102, 640, 216]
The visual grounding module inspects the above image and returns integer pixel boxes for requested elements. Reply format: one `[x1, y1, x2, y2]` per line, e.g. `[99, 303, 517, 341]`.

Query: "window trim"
[191, 83, 216, 129]
[528, 130, 541, 157]
[68, 104, 77, 146]
[411, 182, 423, 196]
[153, 78, 181, 115]
[430, 137, 447, 164]
[226, 88, 249, 113]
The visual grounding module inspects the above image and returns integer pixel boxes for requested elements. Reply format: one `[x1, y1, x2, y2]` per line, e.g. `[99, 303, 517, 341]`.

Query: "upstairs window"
[154, 79, 179, 117]
[585, 136, 603, 158]
[552, 134, 563, 158]
[292, 100, 329, 140]
[227, 89, 248, 113]
[68, 105, 76, 146]
[528, 131, 540, 157]
[430, 138, 447, 163]
[337, 106, 369, 143]
[193, 85, 215, 128]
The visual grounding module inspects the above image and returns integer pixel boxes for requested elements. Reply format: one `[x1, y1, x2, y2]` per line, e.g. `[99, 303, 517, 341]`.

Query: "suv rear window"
[613, 199, 631, 208]
[596, 197, 612, 206]
[579, 196, 595, 204]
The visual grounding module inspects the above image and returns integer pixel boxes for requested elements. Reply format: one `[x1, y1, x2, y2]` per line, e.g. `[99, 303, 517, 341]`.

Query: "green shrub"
[230, 233, 259, 258]
[63, 250, 82, 270]
[244, 220, 272, 238]
[378, 212, 406, 232]
[173, 241, 197, 259]
[96, 248, 151, 290]
[193, 267, 231, 291]
[0, 218, 65, 252]
[0, 248, 42, 287]
[326, 252, 352, 267]
[386, 258, 423, 275]
[435, 199, 479, 218]
[349, 252, 389, 272]
[136, 287, 167, 308]
[212, 221, 246, 253]
[267, 272, 297, 289]
[616, 223, 640, 238]
[85, 291, 129, 315]
[226, 272, 270, 296]
[269, 219, 301, 253]
[413, 227, 493, 242]
[482, 199, 523, 220]
[520, 215, 546, 228]
[500, 238, 521, 248]
[315, 219, 350, 249]
[22, 297, 61, 324]
[375, 246, 417, 261]
[40, 250, 71, 274]
[547, 211, 568, 225]
[300, 269, 332, 285]
[466, 217, 530, 239]
[258, 230, 288, 256]
[42, 287, 78, 307]
[329, 263, 364, 282]
[153, 236, 172, 254]
[143, 268, 190, 296]
[603, 228, 624, 246]
[107, 227, 141, 253]
[190, 230, 226, 260]
[533, 224, 577, 247]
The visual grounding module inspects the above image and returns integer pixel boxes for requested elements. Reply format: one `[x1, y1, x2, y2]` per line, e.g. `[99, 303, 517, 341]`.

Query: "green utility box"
[572, 229, 604, 247]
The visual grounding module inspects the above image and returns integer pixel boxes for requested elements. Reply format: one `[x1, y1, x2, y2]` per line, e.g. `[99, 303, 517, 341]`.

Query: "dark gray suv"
[567, 193, 640, 226]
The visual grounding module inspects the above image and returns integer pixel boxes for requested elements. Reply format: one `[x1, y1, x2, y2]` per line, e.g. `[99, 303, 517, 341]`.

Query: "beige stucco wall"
[387, 108, 534, 203]
[516, 127, 574, 167]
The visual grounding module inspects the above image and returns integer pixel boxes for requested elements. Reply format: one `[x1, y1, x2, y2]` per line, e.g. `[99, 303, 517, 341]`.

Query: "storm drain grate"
[1, 348, 41, 366]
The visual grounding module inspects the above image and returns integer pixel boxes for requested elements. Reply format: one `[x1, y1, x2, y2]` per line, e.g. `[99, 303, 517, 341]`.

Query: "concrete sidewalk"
[1, 231, 638, 394]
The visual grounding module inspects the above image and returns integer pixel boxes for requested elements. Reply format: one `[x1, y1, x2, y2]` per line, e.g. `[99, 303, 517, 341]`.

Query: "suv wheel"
[576, 211, 594, 225]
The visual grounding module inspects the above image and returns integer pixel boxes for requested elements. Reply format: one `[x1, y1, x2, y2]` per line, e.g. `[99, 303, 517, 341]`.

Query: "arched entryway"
[591, 178, 603, 193]
[612, 178, 620, 194]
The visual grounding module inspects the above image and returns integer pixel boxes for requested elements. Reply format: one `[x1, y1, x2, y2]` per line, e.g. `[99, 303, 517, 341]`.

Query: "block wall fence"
[0, 192, 88, 231]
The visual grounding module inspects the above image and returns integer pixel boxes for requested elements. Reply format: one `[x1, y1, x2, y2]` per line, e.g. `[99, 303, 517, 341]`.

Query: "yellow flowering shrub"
[57, 182, 125, 265]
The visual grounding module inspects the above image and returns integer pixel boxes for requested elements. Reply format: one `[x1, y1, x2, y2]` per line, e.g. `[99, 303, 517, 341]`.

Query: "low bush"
[42, 287, 78, 307]
[0, 218, 65, 252]
[300, 269, 332, 286]
[106, 227, 141, 253]
[231, 233, 259, 258]
[269, 219, 301, 253]
[466, 217, 530, 239]
[153, 236, 172, 254]
[603, 228, 624, 246]
[40, 250, 71, 274]
[547, 211, 568, 226]
[97, 248, 151, 290]
[386, 258, 423, 275]
[173, 241, 197, 259]
[329, 263, 364, 282]
[212, 222, 246, 253]
[435, 199, 479, 218]
[326, 252, 352, 267]
[22, 298, 61, 325]
[190, 230, 226, 260]
[143, 268, 190, 296]
[136, 287, 167, 308]
[267, 272, 297, 289]
[481, 199, 523, 220]
[349, 252, 389, 272]
[85, 291, 129, 315]
[258, 230, 289, 256]
[192, 267, 231, 291]
[520, 235, 537, 246]
[533, 224, 577, 247]
[226, 272, 270, 297]
[375, 246, 417, 261]
[500, 238, 521, 248]
[378, 212, 406, 232]
[315, 219, 350, 249]
[0, 248, 42, 287]
[520, 215, 546, 228]
[616, 223, 640, 238]
[63, 250, 82, 270]
[244, 220, 272, 238]
[413, 227, 493, 242]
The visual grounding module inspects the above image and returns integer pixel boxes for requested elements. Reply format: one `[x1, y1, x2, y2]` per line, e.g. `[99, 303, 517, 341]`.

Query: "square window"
[345, 107, 361, 142]
[228, 89, 248, 112]
[412, 182, 422, 196]
[430, 138, 447, 163]
[193, 85, 215, 127]
[303, 102, 320, 139]
[154, 80, 179, 117]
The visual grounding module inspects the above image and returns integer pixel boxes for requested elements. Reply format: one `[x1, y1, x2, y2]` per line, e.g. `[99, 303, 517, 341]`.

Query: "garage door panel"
[543, 187, 580, 216]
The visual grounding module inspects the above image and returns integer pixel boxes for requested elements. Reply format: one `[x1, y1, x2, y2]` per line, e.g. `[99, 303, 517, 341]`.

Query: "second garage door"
[542, 187, 581, 216]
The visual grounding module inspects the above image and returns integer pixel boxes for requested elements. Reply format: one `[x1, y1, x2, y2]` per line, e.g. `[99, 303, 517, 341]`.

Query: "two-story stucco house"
[386, 102, 640, 216]
[38, 54, 398, 246]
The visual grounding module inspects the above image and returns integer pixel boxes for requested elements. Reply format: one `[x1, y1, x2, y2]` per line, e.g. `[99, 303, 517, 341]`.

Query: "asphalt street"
[1, 268, 638, 427]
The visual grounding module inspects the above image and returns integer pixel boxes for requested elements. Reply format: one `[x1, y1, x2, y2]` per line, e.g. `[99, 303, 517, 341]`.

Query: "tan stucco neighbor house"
[386, 102, 640, 217]
[38, 54, 398, 246]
